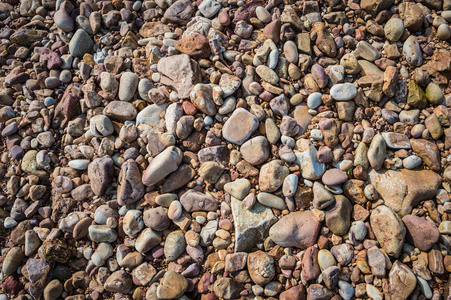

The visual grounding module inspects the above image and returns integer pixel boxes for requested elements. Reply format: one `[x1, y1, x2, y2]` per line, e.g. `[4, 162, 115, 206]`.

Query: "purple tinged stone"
[10, 145, 24, 160]
[2, 122, 18, 137]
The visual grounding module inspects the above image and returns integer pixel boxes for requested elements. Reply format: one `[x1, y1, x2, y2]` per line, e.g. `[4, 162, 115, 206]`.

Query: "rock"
[370, 205, 406, 257]
[190, 84, 217, 115]
[135, 229, 162, 254]
[213, 277, 241, 299]
[386, 261, 416, 299]
[257, 193, 286, 210]
[222, 108, 259, 145]
[410, 139, 441, 171]
[175, 34, 211, 58]
[322, 168, 348, 186]
[163, 0, 194, 25]
[361, 0, 394, 15]
[384, 18, 404, 42]
[164, 230, 186, 261]
[117, 160, 145, 206]
[367, 134, 386, 170]
[88, 157, 114, 196]
[224, 178, 251, 200]
[69, 29, 94, 57]
[198, 0, 221, 18]
[403, 36, 423, 67]
[2, 247, 24, 276]
[308, 283, 333, 300]
[369, 169, 441, 217]
[157, 54, 200, 99]
[219, 74, 241, 97]
[180, 189, 218, 212]
[142, 146, 183, 186]
[382, 132, 411, 149]
[118, 72, 139, 101]
[330, 83, 357, 101]
[104, 101, 137, 122]
[295, 139, 326, 180]
[402, 215, 440, 251]
[425, 83, 445, 105]
[325, 195, 352, 236]
[231, 197, 276, 252]
[54, 10, 74, 32]
[259, 160, 289, 192]
[313, 182, 335, 209]
[269, 211, 321, 249]
[247, 251, 275, 285]
[156, 271, 188, 299]
[104, 270, 133, 293]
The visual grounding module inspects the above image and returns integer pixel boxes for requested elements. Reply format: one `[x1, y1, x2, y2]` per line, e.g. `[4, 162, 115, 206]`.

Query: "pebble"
[330, 83, 357, 100]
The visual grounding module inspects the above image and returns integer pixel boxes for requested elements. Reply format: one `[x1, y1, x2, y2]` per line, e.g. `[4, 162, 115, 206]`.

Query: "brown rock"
[175, 34, 211, 58]
[410, 139, 441, 171]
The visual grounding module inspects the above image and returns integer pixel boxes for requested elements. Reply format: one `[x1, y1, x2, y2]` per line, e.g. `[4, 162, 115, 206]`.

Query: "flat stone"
[369, 169, 441, 217]
[231, 197, 276, 252]
[222, 108, 259, 145]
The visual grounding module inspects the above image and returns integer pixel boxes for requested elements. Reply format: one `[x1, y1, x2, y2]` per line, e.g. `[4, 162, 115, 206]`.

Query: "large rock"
[385, 261, 416, 300]
[231, 197, 276, 252]
[402, 215, 440, 251]
[370, 205, 405, 257]
[269, 211, 321, 249]
[180, 190, 218, 212]
[247, 251, 275, 286]
[142, 146, 183, 186]
[410, 138, 441, 171]
[259, 160, 289, 192]
[156, 271, 188, 299]
[88, 157, 114, 196]
[361, 0, 394, 15]
[157, 54, 201, 99]
[69, 29, 94, 57]
[295, 139, 326, 180]
[163, 0, 195, 25]
[368, 169, 441, 217]
[325, 195, 352, 236]
[117, 160, 145, 206]
[222, 108, 259, 145]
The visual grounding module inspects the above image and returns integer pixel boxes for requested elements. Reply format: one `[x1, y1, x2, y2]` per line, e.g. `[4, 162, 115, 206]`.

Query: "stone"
[330, 83, 357, 101]
[180, 189, 218, 212]
[269, 211, 321, 249]
[386, 261, 416, 299]
[164, 230, 186, 261]
[403, 36, 423, 67]
[325, 195, 352, 236]
[118, 72, 139, 101]
[369, 168, 441, 217]
[410, 139, 441, 171]
[370, 205, 406, 257]
[259, 160, 289, 192]
[142, 146, 183, 186]
[224, 178, 251, 200]
[88, 157, 114, 196]
[231, 197, 276, 252]
[384, 18, 404, 42]
[117, 160, 145, 206]
[157, 54, 200, 99]
[104, 270, 133, 293]
[69, 29, 94, 57]
[367, 134, 386, 170]
[402, 215, 440, 251]
[222, 108, 259, 145]
[247, 251, 275, 286]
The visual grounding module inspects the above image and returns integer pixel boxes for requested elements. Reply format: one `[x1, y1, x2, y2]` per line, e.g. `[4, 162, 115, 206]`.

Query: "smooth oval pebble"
[168, 200, 183, 220]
